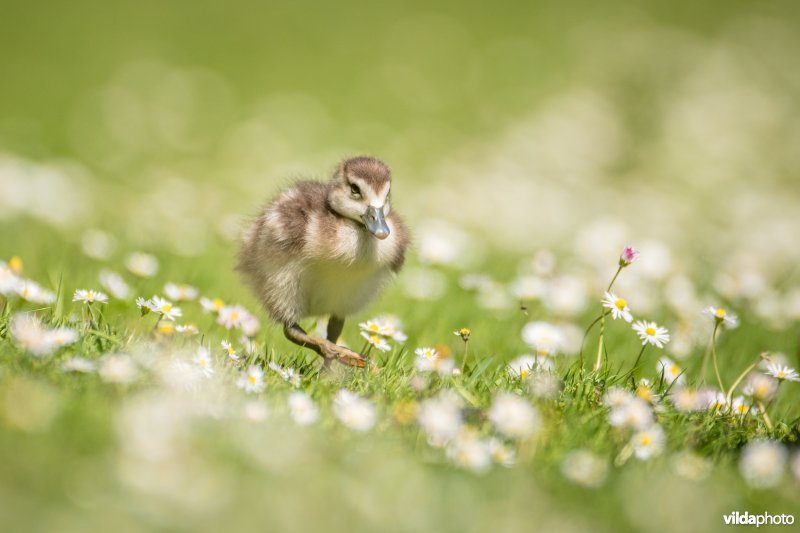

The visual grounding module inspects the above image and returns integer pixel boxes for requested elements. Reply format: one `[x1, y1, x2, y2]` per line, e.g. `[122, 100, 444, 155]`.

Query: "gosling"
[236, 156, 409, 367]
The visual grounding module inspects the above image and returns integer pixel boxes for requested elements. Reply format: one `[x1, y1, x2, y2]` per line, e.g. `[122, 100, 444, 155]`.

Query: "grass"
[0, 233, 799, 532]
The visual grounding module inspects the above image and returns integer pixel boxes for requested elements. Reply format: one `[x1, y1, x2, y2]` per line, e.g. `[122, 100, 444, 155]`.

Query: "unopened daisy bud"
[619, 246, 640, 267]
[454, 327, 471, 342]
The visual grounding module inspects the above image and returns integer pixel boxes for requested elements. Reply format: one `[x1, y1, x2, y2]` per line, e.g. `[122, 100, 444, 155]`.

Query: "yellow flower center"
[163, 304, 172, 313]
[670, 365, 680, 375]
[157, 322, 174, 334]
[8, 256, 23, 274]
[213, 298, 224, 310]
[230, 312, 239, 321]
[370, 335, 381, 344]
[645, 327, 656, 336]
[615, 298, 627, 310]
[248, 375, 256, 384]
[715, 308, 726, 318]
[777, 370, 786, 378]
[369, 324, 380, 331]
[640, 434, 652, 446]
[520, 369, 529, 379]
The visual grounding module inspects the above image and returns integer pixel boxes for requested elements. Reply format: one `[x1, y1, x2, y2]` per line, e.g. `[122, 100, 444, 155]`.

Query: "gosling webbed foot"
[283, 322, 367, 369]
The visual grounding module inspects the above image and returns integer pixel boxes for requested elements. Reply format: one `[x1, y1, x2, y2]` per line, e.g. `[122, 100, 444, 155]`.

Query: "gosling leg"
[283, 322, 366, 368]
[326, 315, 345, 343]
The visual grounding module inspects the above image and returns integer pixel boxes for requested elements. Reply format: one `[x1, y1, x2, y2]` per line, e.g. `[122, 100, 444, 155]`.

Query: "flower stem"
[756, 400, 774, 431]
[593, 266, 623, 372]
[628, 344, 648, 387]
[460, 340, 469, 373]
[709, 324, 725, 392]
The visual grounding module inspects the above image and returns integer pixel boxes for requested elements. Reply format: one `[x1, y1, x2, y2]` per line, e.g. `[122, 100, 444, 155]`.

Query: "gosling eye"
[349, 183, 361, 197]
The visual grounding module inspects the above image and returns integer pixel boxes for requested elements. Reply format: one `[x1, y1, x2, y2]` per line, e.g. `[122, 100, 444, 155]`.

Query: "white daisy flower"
[358, 319, 391, 337]
[765, 363, 800, 382]
[521, 321, 566, 356]
[561, 449, 609, 488]
[632, 320, 670, 348]
[287, 391, 319, 426]
[731, 396, 756, 417]
[44, 327, 79, 348]
[417, 392, 463, 447]
[192, 346, 214, 378]
[268, 362, 301, 387]
[10, 314, 55, 356]
[507, 354, 554, 378]
[703, 306, 739, 329]
[414, 346, 454, 376]
[488, 438, 516, 467]
[237, 365, 265, 394]
[656, 357, 685, 385]
[164, 282, 199, 302]
[61, 357, 96, 373]
[175, 324, 199, 335]
[609, 397, 654, 430]
[218, 305, 247, 329]
[150, 296, 182, 321]
[739, 440, 788, 489]
[602, 292, 633, 322]
[200, 296, 225, 313]
[603, 387, 635, 409]
[16, 280, 56, 305]
[125, 252, 159, 278]
[135, 297, 154, 314]
[73, 289, 108, 305]
[99, 270, 131, 300]
[0, 261, 22, 296]
[221, 340, 239, 361]
[360, 332, 391, 352]
[98, 354, 139, 384]
[446, 430, 492, 474]
[487, 392, 540, 440]
[332, 390, 376, 432]
[631, 425, 665, 460]
[743, 373, 778, 401]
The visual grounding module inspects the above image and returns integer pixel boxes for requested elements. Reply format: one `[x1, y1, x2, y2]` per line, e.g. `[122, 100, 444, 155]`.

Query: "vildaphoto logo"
[723, 512, 795, 527]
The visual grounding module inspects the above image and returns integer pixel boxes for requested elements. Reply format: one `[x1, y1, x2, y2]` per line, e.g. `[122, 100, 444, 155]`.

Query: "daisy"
[561, 449, 609, 488]
[488, 438, 516, 467]
[619, 246, 640, 266]
[99, 270, 130, 300]
[609, 397, 654, 430]
[631, 425, 665, 460]
[765, 363, 800, 382]
[44, 327, 79, 348]
[361, 331, 391, 352]
[521, 321, 565, 356]
[192, 346, 214, 378]
[16, 280, 56, 305]
[287, 391, 319, 426]
[150, 296, 182, 321]
[446, 430, 492, 474]
[376, 314, 408, 342]
[61, 357, 96, 373]
[743, 373, 778, 401]
[487, 392, 540, 440]
[632, 320, 670, 348]
[417, 392, 463, 446]
[164, 282, 199, 302]
[98, 354, 139, 384]
[731, 396, 755, 417]
[0, 260, 22, 296]
[73, 289, 109, 305]
[200, 297, 225, 313]
[703, 306, 739, 329]
[268, 362, 301, 387]
[10, 314, 55, 357]
[359, 319, 389, 336]
[237, 365, 265, 394]
[176, 324, 199, 335]
[739, 440, 788, 489]
[414, 346, 455, 376]
[125, 252, 159, 278]
[221, 340, 239, 361]
[601, 292, 633, 322]
[218, 305, 247, 329]
[136, 297, 154, 314]
[656, 357, 685, 385]
[333, 390, 376, 432]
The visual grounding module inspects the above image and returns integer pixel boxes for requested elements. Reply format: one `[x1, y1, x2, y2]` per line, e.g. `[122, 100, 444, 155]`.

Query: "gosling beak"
[362, 206, 390, 240]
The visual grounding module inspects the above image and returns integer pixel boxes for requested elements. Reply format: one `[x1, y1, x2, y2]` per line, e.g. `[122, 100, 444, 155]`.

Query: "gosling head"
[328, 156, 392, 240]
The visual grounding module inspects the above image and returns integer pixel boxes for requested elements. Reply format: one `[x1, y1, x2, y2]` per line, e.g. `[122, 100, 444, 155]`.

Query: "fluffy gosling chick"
[237, 156, 409, 367]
